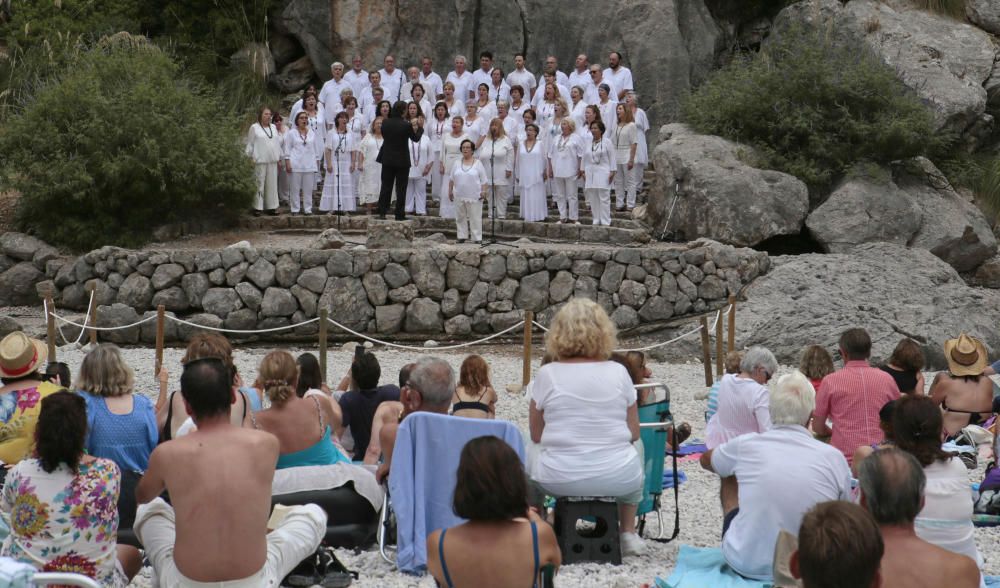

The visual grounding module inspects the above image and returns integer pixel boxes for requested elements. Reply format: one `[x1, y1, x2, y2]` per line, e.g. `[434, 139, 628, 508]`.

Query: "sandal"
[282, 546, 358, 588]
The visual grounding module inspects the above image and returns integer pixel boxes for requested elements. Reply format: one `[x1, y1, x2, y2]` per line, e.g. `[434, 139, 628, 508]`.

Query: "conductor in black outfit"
[376, 101, 425, 220]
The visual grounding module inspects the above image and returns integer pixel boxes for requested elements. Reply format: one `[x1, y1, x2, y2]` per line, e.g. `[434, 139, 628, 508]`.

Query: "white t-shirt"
[344, 69, 370, 98]
[705, 373, 772, 449]
[470, 68, 494, 98]
[506, 68, 537, 99]
[529, 361, 638, 485]
[567, 69, 591, 93]
[446, 71, 474, 105]
[319, 78, 352, 120]
[536, 70, 569, 89]
[378, 68, 406, 102]
[711, 425, 852, 580]
[603, 66, 634, 97]
[449, 159, 488, 201]
[419, 71, 444, 99]
[916, 457, 983, 569]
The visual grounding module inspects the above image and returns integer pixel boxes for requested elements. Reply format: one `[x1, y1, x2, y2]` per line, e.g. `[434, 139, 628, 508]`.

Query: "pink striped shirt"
[705, 374, 772, 449]
[814, 360, 900, 463]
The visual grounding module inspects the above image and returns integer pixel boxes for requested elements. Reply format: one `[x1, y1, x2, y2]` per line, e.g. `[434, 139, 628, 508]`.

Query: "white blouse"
[548, 133, 582, 178]
[476, 136, 514, 186]
[245, 123, 282, 164]
[445, 99, 466, 118]
[283, 129, 324, 172]
[463, 117, 485, 146]
[408, 136, 434, 179]
[441, 133, 469, 175]
[613, 122, 638, 162]
[449, 159, 488, 201]
[583, 138, 617, 190]
[429, 119, 450, 155]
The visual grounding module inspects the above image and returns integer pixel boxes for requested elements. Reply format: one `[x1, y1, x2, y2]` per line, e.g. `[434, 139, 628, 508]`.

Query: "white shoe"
[620, 531, 646, 556]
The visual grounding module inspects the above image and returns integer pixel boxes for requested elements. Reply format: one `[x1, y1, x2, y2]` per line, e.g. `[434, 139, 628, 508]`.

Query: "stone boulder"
[95, 303, 141, 345]
[0, 232, 47, 262]
[968, 0, 1000, 35]
[648, 124, 809, 247]
[318, 277, 374, 331]
[308, 228, 346, 250]
[737, 242, 1000, 369]
[230, 42, 275, 78]
[405, 298, 443, 332]
[271, 55, 315, 94]
[0, 316, 22, 338]
[366, 221, 414, 249]
[806, 174, 921, 253]
[0, 262, 44, 306]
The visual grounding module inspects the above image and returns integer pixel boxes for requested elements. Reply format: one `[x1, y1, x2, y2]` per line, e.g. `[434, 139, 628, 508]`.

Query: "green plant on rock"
[0, 34, 255, 250]
[682, 26, 942, 191]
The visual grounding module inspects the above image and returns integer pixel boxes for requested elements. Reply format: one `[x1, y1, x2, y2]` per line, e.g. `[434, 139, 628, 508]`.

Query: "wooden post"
[318, 308, 329, 384]
[521, 311, 534, 390]
[699, 316, 713, 387]
[727, 295, 737, 353]
[715, 309, 724, 377]
[44, 293, 57, 362]
[85, 282, 98, 345]
[154, 305, 165, 376]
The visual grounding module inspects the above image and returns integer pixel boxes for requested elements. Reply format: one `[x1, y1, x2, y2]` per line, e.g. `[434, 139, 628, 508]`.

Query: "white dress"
[916, 457, 984, 570]
[445, 99, 465, 118]
[463, 117, 485, 147]
[321, 131, 356, 212]
[357, 134, 383, 205]
[429, 118, 451, 202]
[517, 140, 547, 222]
[634, 108, 650, 165]
[439, 133, 468, 219]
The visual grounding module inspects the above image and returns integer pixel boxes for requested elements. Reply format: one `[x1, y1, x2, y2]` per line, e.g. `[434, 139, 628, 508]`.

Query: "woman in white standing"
[473, 83, 498, 123]
[489, 68, 511, 104]
[283, 111, 323, 215]
[612, 104, 638, 212]
[408, 83, 434, 124]
[274, 113, 290, 208]
[356, 117, 385, 215]
[463, 102, 485, 148]
[548, 119, 582, 224]
[302, 94, 327, 190]
[569, 86, 588, 135]
[438, 116, 468, 220]
[428, 103, 450, 207]
[582, 121, 616, 226]
[627, 93, 650, 206]
[321, 112, 356, 215]
[578, 105, 601, 141]
[245, 106, 282, 216]
[508, 85, 529, 122]
[597, 84, 618, 133]
[344, 96, 364, 198]
[535, 83, 559, 135]
[516, 124, 547, 223]
[478, 118, 513, 220]
[449, 139, 488, 244]
[406, 127, 434, 216]
[442, 82, 465, 118]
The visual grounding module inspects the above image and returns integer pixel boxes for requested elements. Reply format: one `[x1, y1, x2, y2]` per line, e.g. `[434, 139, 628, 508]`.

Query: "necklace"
[557, 135, 571, 151]
[461, 159, 475, 171]
[591, 139, 603, 163]
[411, 140, 421, 164]
[436, 121, 445, 138]
[336, 131, 347, 155]
[298, 129, 308, 146]
[524, 139, 536, 153]
[261, 124, 273, 139]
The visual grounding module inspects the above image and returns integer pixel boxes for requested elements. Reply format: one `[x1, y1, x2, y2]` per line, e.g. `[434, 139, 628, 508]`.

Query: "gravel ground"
[39, 341, 999, 587]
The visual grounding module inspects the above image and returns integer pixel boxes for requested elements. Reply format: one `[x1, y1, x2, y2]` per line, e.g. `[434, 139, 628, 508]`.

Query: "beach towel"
[662, 470, 688, 489]
[985, 576, 1000, 587]
[657, 545, 773, 588]
[0, 557, 34, 588]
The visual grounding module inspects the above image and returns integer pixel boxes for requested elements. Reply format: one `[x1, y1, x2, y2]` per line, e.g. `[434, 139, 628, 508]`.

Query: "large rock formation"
[737, 242, 1000, 369]
[647, 124, 810, 247]
[275, 0, 722, 125]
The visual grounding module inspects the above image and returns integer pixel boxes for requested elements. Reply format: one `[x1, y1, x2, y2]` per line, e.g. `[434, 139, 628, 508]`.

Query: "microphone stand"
[481, 136, 515, 249]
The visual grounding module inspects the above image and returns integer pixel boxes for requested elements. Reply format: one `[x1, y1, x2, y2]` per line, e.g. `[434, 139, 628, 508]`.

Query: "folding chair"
[377, 412, 525, 573]
[32, 573, 101, 588]
[636, 383, 680, 542]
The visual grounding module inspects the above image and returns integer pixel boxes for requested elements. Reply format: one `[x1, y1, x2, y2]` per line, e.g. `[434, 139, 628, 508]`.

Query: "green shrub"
[682, 27, 942, 190]
[941, 153, 1000, 224]
[0, 0, 140, 50]
[0, 34, 255, 250]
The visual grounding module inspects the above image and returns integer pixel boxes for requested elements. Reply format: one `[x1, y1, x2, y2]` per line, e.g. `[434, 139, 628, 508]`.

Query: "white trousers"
[253, 163, 279, 211]
[552, 177, 579, 221]
[455, 199, 483, 241]
[486, 184, 509, 219]
[288, 171, 314, 214]
[585, 188, 612, 226]
[614, 163, 638, 210]
[406, 178, 427, 214]
[135, 498, 326, 588]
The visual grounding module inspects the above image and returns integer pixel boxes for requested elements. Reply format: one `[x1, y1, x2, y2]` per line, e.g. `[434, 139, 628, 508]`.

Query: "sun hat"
[0, 332, 48, 379]
[943, 334, 987, 377]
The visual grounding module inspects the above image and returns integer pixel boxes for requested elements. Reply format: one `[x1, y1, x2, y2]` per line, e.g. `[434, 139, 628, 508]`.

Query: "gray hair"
[858, 448, 925, 525]
[330, 61, 344, 70]
[455, 55, 467, 64]
[739, 346, 778, 376]
[769, 370, 815, 426]
[497, 100, 509, 110]
[408, 356, 455, 409]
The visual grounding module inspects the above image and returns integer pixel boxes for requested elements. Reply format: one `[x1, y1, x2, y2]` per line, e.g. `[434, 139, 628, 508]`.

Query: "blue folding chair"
[636, 383, 680, 542]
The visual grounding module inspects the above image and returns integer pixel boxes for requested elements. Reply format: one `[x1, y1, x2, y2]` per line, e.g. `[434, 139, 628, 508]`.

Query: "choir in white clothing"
[548, 120, 584, 223]
[283, 113, 325, 214]
[245, 109, 282, 213]
[438, 125, 468, 220]
[612, 104, 639, 211]
[478, 130, 514, 220]
[516, 125, 547, 222]
[321, 127, 356, 213]
[582, 122, 616, 226]
[406, 134, 434, 215]
[449, 141, 488, 242]
[356, 120, 384, 207]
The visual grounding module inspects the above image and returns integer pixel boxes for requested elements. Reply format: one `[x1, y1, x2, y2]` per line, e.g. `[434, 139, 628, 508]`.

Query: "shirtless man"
[136, 357, 326, 586]
[857, 449, 980, 588]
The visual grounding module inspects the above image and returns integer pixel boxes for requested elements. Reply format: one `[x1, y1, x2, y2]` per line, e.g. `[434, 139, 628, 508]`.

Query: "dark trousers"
[377, 164, 409, 219]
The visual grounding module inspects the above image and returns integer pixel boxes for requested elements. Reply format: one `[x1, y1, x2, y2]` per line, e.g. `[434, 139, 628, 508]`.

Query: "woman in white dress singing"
[429, 103, 451, 207]
[478, 118, 514, 220]
[283, 111, 324, 215]
[449, 139, 488, 244]
[582, 120, 616, 226]
[356, 117, 384, 215]
[245, 106, 282, 216]
[406, 126, 434, 216]
[463, 102, 485, 147]
[438, 116, 468, 220]
[612, 103, 638, 211]
[321, 111, 356, 215]
[473, 83, 498, 123]
[442, 81, 465, 118]
[626, 93, 650, 207]
[517, 123, 547, 223]
[548, 119, 583, 224]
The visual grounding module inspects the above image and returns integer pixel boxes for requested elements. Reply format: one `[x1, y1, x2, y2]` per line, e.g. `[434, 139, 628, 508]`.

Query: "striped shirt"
[814, 360, 900, 463]
[705, 373, 772, 449]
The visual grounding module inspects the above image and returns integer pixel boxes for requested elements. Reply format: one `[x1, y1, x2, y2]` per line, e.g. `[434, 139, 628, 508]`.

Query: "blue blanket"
[657, 545, 773, 588]
[662, 470, 688, 489]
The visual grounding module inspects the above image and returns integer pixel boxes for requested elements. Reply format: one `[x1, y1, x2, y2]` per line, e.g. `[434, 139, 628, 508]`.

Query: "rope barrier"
[45, 292, 93, 346]
[324, 316, 527, 351]
[164, 315, 321, 334]
[50, 312, 156, 331]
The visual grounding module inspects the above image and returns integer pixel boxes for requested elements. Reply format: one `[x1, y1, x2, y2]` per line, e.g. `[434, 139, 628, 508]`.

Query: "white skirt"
[520, 183, 547, 222]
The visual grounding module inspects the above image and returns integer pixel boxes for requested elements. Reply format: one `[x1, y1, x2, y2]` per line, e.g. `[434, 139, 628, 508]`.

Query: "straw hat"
[0, 332, 47, 379]
[943, 334, 987, 377]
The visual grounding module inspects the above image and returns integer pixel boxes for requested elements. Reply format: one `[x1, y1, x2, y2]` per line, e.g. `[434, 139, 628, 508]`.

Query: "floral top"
[0, 382, 59, 464]
[0, 457, 125, 587]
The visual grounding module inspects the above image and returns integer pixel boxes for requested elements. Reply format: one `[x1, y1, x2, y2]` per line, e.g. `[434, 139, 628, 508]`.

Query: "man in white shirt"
[567, 53, 591, 91]
[358, 71, 382, 114]
[419, 56, 444, 101]
[319, 62, 352, 122]
[603, 51, 634, 101]
[532, 71, 570, 108]
[584, 65, 618, 105]
[536, 55, 569, 89]
[344, 55, 369, 98]
[505, 53, 537, 102]
[446, 55, 474, 106]
[469, 51, 494, 100]
[400, 66, 422, 101]
[378, 54, 406, 103]
[699, 371, 852, 581]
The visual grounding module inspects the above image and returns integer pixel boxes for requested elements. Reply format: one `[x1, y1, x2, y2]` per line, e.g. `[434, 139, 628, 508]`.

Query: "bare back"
[881, 534, 979, 588]
[930, 374, 993, 436]
[427, 519, 560, 588]
[252, 395, 334, 454]
[153, 426, 278, 581]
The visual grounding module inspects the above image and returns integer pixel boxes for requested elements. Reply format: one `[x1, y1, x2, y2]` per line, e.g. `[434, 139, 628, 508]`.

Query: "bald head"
[858, 448, 925, 525]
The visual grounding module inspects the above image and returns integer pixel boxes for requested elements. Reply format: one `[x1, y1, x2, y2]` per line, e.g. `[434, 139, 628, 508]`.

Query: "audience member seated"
[611, 351, 691, 447]
[136, 357, 326, 586]
[812, 328, 900, 464]
[0, 391, 142, 586]
[251, 350, 350, 469]
[852, 399, 897, 476]
[929, 334, 994, 439]
[451, 354, 497, 419]
[427, 436, 560, 588]
[790, 501, 883, 588]
[700, 371, 852, 581]
[702, 350, 742, 422]
[296, 353, 334, 398]
[364, 364, 411, 465]
[798, 345, 834, 392]
[338, 350, 400, 461]
[857, 448, 980, 588]
[156, 332, 252, 440]
[0, 332, 60, 464]
[75, 343, 157, 473]
[880, 338, 925, 395]
[527, 298, 646, 556]
[42, 361, 71, 388]
[892, 395, 985, 573]
[376, 357, 454, 483]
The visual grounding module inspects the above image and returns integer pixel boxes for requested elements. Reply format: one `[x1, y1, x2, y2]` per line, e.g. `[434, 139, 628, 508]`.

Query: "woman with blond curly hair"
[527, 298, 646, 557]
[250, 350, 348, 469]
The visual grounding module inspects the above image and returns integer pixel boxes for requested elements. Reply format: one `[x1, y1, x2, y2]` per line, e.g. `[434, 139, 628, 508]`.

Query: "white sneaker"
[620, 531, 646, 556]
